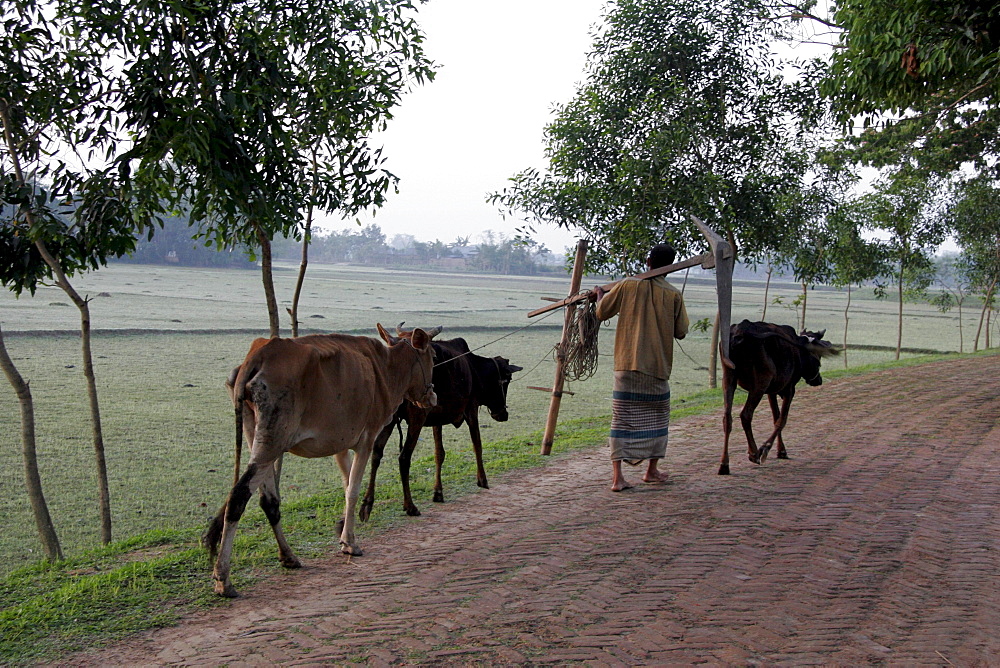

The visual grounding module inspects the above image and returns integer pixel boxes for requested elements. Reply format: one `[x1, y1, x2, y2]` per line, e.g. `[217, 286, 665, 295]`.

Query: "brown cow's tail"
[203, 360, 259, 561]
[233, 382, 246, 489]
[229, 360, 262, 486]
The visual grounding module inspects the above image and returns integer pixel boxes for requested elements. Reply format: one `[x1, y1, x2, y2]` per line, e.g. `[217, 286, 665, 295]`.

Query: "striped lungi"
[609, 370, 671, 463]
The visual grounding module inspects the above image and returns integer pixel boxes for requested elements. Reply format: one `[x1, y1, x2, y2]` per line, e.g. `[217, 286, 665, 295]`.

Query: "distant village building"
[430, 244, 479, 270]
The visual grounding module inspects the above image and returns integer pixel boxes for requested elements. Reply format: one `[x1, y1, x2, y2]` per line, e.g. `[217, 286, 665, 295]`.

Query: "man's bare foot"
[642, 470, 669, 484]
[611, 479, 633, 492]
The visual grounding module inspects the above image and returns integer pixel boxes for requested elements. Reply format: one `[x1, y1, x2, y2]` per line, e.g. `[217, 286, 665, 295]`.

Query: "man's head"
[647, 243, 677, 270]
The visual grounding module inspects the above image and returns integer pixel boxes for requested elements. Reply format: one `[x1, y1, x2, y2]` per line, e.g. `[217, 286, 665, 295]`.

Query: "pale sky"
[315, 0, 609, 255]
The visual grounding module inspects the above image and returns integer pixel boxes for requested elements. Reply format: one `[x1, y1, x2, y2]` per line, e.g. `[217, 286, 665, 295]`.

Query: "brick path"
[68, 356, 1000, 665]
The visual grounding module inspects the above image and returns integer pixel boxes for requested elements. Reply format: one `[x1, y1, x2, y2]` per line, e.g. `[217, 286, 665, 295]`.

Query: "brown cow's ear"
[377, 323, 399, 345]
[411, 328, 429, 350]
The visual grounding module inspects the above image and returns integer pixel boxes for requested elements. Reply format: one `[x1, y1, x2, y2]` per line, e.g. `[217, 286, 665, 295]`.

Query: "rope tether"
[396, 308, 561, 369]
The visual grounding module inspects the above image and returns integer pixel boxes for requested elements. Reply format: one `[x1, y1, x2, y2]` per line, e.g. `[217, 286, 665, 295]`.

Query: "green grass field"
[0, 261, 978, 575]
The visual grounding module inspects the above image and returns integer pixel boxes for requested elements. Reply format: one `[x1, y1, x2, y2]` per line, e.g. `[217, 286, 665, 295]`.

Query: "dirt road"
[68, 356, 1000, 665]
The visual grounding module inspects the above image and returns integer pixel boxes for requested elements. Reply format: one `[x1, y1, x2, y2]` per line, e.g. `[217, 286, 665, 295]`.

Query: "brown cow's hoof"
[432, 491, 444, 503]
[358, 503, 372, 523]
[477, 480, 489, 490]
[759, 445, 771, 464]
[340, 542, 363, 557]
[777, 451, 789, 460]
[718, 463, 730, 475]
[404, 504, 422, 516]
[214, 580, 239, 598]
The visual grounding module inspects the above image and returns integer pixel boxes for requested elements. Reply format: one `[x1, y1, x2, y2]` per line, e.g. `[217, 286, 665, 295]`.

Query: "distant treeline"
[120, 217, 564, 275]
[116, 215, 257, 269]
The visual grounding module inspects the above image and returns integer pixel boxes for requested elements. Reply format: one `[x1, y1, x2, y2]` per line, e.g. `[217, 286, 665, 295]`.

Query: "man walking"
[593, 243, 689, 491]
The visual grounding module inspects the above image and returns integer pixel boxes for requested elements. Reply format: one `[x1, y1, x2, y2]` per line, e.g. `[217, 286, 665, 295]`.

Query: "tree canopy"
[823, 0, 1000, 176]
[76, 0, 437, 245]
[1, 0, 139, 296]
[492, 0, 842, 275]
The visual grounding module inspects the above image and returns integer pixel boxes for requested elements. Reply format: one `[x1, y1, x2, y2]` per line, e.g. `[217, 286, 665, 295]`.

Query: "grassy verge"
[0, 350, 994, 665]
[0, 412, 610, 665]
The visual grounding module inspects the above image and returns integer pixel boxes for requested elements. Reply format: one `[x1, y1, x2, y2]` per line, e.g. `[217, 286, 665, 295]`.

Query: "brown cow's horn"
[425, 325, 443, 339]
[396, 322, 406, 336]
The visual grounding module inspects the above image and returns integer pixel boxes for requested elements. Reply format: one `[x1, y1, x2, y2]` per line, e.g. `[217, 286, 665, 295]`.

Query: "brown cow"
[202, 324, 438, 597]
[719, 320, 838, 475]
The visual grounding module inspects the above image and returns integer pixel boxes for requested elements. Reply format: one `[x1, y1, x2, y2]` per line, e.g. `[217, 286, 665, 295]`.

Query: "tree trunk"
[708, 311, 719, 389]
[761, 265, 773, 320]
[256, 227, 281, 338]
[800, 281, 808, 331]
[2, 101, 109, 543]
[973, 278, 996, 352]
[290, 219, 311, 338]
[958, 297, 964, 354]
[896, 267, 904, 361]
[34, 240, 112, 544]
[0, 327, 63, 561]
[290, 149, 320, 338]
[988, 307, 993, 349]
[843, 284, 851, 369]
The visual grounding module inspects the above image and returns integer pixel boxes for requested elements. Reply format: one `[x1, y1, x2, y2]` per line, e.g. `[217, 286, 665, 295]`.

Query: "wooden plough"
[528, 215, 734, 455]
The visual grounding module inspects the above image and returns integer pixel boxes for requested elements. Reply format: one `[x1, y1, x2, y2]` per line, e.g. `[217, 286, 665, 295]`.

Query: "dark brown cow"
[202, 324, 438, 597]
[719, 320, 838, 475]
[359, 332, 522, 521]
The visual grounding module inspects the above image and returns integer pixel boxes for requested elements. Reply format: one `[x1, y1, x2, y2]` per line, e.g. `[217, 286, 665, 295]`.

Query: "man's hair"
[647, 243, 677, 269]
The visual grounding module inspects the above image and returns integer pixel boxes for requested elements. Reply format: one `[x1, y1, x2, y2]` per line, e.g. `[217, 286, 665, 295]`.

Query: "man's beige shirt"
[595, 275, 689, 380]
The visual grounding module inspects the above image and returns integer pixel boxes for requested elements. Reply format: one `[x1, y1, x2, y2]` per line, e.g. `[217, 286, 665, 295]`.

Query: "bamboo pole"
[527, 254, 711, 318]
[540, 239, 588, 455]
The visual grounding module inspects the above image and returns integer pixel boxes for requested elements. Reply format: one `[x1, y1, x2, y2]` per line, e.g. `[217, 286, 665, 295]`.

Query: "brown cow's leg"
[399, 419, 425, 516]
[258, 455, 300, 569]
[720, 364, 738, 475]
[211, 460, 269, 597]
[339, 442, 372, 556]
[467, 412, 489, 490]
[432, 425, 446, 503]
[740, 391, 764, 465]
[334, 450, 352, 488]
[360, 422, 395, 522]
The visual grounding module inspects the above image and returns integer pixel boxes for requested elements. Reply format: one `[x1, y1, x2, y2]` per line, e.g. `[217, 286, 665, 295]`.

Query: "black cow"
[359, 332, 522, 520]
[719, 320, 839, 475]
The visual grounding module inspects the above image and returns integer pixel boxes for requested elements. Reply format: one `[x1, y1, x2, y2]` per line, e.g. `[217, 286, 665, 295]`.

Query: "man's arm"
[674, 296, 689, 340]
[594, 283, 622, 321]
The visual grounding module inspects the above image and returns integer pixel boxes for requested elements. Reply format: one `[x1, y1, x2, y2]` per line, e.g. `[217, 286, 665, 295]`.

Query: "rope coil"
[562, 294, 600, 382]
